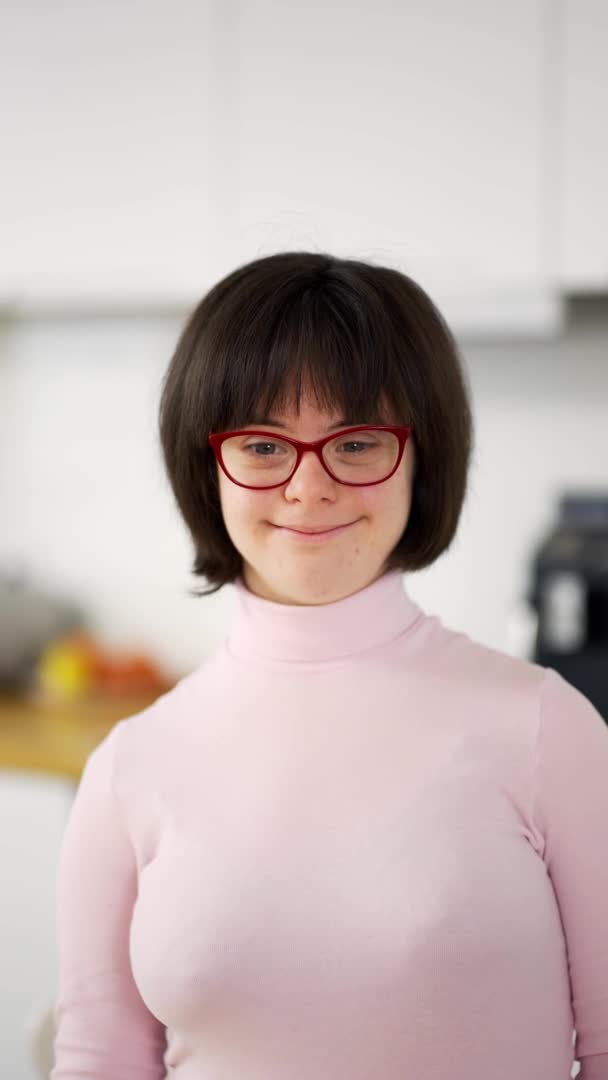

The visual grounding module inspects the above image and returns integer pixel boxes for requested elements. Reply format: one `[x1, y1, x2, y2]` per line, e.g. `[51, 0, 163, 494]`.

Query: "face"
[216, 392, 416, 605]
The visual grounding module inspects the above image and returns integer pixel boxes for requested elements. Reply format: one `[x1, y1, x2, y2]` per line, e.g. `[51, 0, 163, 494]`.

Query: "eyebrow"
[249, 417, 351, 432]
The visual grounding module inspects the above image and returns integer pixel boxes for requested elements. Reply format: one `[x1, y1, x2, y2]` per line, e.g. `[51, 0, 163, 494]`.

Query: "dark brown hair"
[159, 251, 474, 596]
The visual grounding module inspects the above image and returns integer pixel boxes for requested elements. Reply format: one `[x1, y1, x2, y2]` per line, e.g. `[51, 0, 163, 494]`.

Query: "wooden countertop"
[0, 689, 167, 782]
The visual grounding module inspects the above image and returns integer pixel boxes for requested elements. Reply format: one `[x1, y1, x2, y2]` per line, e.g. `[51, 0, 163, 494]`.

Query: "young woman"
[51, 252, 608, 1079]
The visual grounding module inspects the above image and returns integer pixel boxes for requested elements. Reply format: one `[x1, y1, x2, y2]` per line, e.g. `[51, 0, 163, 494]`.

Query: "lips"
[272, 520, 360, 544]
[277, 522, 353, 534]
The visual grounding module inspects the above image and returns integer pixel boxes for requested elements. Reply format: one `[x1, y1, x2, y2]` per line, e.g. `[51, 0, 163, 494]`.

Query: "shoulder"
[92, 661, 213, 786]
[424, 615, 606, 739]
[415, 611, 547, 702]
[78, 664, 215, 853]
[536, 665, 607, 749]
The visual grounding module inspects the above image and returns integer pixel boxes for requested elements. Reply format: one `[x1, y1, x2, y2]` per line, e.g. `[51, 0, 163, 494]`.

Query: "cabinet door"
[559, 0, 608, 290]
[0, 1, 220, 305]
[1, 0, 557, 331]
[226, 0, 549, 306]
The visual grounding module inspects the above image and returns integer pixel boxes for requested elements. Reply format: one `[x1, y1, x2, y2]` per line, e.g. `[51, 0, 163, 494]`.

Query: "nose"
[284, 447, 336, 492]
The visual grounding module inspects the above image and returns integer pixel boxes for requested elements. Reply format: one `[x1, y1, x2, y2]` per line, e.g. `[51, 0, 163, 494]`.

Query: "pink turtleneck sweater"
[51, 570, 608, 1079]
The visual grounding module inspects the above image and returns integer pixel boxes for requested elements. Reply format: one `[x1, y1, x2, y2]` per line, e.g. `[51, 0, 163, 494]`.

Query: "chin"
[244, 564, 336, 605]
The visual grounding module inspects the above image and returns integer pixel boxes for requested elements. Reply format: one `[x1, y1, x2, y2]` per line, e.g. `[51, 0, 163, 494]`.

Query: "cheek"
[217, 475, 244, 535]
[364, 465, 410, 516]
[219, 478, 273, 532]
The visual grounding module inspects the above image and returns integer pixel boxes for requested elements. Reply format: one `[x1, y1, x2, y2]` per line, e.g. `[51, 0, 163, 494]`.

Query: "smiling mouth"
[272, 519, 359, 536]
[279, 523, 352, 534]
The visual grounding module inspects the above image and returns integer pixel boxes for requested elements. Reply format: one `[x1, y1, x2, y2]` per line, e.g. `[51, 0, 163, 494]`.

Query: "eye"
[335, 440, 375, 453]
[243, 440, 288, 455]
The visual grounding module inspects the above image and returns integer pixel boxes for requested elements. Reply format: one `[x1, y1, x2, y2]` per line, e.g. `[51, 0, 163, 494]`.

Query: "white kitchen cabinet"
[0, 0, 222, 305]
[0, 772, 72, 1078]
[228, 1, 552, 318]
[0, 1, 565, 334]
[558, 1, 608, 290]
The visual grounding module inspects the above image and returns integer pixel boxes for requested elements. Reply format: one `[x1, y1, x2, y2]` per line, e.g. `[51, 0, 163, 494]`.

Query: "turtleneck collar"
[225, 569, 423, 664]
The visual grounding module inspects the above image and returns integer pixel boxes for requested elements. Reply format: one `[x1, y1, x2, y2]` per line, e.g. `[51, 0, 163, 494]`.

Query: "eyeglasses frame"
[208, 424, 413, 490]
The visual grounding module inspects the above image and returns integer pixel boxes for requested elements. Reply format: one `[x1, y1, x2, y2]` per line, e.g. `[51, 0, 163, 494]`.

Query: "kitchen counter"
[0, 689, 167, 782]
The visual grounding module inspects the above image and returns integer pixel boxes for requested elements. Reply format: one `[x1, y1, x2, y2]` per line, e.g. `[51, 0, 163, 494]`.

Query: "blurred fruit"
[93, 652, 170, 694]
[36, 631, 171, 701]
[37, 637, 95, 699]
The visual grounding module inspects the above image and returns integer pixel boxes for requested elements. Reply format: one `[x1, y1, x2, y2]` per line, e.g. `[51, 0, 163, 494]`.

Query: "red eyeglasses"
[208, 425, 413, 490]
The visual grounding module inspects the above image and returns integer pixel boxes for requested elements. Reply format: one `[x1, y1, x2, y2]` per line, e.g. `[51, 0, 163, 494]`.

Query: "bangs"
[210, 283, 414, 433]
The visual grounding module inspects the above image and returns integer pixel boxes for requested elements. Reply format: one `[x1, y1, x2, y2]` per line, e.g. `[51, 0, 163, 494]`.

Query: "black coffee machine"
[527, 493, 608, 726]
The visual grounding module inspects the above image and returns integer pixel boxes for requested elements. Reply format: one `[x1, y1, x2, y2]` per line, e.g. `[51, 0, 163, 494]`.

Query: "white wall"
[1, 308, 607, 1076]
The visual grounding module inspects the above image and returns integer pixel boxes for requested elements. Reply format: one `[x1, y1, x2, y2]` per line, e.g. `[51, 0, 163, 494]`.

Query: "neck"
[226, 569, 423, 664]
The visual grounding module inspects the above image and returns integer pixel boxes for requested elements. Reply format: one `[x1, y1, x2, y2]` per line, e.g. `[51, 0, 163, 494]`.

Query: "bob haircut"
[159, 251, 474, 597]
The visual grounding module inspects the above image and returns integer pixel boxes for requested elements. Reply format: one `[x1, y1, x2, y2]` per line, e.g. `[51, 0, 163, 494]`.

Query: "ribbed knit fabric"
[51, 569, 608, 1079]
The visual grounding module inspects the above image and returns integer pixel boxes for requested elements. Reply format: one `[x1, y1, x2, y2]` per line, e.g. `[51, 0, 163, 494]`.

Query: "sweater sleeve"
[535, 668, 608, 1080]
[50, 721, 167, 1079]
